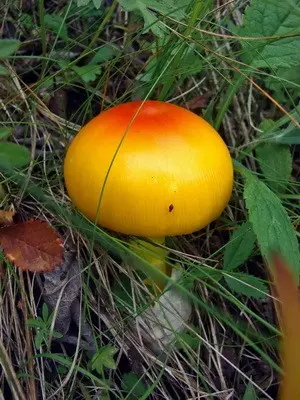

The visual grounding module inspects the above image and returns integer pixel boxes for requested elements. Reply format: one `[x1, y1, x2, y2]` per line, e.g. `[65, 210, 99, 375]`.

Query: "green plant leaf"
[118, 0, 189, 36]
[225, 273, 268, 299]
[0, 65, 8, 75]
[252, 37, 300, 69]
[93, 0, 102, 8]
[52, 331, 63, 339]
[237, 0, 300, 106]
[175, 329, 200, 350]
[244, 174, 300, 276]
[72, 64, 102, 83]
[181, 265, 222, 290]
[265, 65, 300, 103]
[224, 222, 256, 271]
[121, 372, 148, 399]
[256, 143, 292, 193]
[44, 14, 69, 40]
[90, 45, 118, 64]
[42, 303, 49, 322]
[242, 382, 258, 400]
[0, 142, 30, 169]
[27, 318, 44, 329]
[0, 128, 11, 140]
[34, 330, 45, 349]
[0, 40, 20, 59]
[238, 0, 300, 65]
[91, 345, 118, 373]
[77, 0, 91, 6]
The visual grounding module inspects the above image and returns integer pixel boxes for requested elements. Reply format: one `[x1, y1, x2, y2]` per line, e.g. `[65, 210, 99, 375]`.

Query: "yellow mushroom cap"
[63, 100, 233, 237]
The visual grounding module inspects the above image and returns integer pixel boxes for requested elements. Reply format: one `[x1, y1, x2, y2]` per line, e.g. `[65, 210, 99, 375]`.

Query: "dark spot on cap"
[169, 204, 174, 212]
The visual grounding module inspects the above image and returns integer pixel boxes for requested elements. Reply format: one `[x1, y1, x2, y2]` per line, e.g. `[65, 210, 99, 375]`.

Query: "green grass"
[0, 0, 300, 398]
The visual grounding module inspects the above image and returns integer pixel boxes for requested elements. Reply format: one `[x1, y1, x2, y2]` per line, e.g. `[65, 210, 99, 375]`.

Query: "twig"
[19, 271, 37, 400]
[0, 339, 26, 400]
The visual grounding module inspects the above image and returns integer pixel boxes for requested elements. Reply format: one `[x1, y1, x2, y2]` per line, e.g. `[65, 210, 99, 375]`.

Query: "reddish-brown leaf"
[185, 94, 210, 110]
[0, 219, 64, 272]
[0, 210, 15, 226]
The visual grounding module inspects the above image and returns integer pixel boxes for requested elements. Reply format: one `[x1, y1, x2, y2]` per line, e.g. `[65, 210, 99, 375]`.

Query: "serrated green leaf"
[256, 119, 292, 192]
[121, 372, 148, 399]
[239, 0, 300, 49]
[44, 14, 68, 40]
[181, 265, 222, 290]
[242, 382, 257, 400]
[93, 0, 102, 8]
[244, 174, 300, 276]
[0, 128, 11, 140]
[253, 37, 300, 69]
[258, 119, 276, 132]
[118, 0, 189, 36]
[0, 40, 20, 59]
[0, 142, 30, 169]
[175, 329, 200, 350]
[91, 345, 118, 373]
[224, 222, 256, 271]
[256, 143, 292, 193]
[90, 45, 118, 64]
[265, 65, 300, 102]
[72, 64, 102, 83]
[225, 273, 268, 299]
[0, 65, 8, 75]
[138, 4, 166, 37]
[238, 0, 300, 68]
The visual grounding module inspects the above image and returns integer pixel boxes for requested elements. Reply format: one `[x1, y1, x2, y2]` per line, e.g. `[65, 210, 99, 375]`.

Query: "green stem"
[38, 0, 47, 77]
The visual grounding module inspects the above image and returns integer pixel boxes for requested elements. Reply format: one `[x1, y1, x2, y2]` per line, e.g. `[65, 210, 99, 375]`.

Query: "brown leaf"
[269, 253, 300, 400]
[0, 219, 64, 272]
[185, 94, 210, 110]
[0, 210, 15, 226]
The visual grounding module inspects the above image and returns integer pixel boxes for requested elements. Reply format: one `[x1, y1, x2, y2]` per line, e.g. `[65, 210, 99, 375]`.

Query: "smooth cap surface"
[64, 100, 233, 236]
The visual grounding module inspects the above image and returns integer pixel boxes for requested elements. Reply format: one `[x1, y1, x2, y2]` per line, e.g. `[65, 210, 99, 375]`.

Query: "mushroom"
[64, 100, 233, 289]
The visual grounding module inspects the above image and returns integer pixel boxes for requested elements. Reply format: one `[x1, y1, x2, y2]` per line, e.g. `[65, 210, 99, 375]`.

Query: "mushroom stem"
[128, 236, 171, 292]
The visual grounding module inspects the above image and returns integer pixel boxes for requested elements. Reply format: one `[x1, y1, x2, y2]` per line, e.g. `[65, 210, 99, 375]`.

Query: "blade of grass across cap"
[269, 253, 300, 400]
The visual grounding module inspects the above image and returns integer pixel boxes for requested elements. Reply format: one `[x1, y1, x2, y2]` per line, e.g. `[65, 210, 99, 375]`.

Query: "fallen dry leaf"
[0, 219, 64, 272]
[0, 210, 15, 226]
[185, 94, 210, 110]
